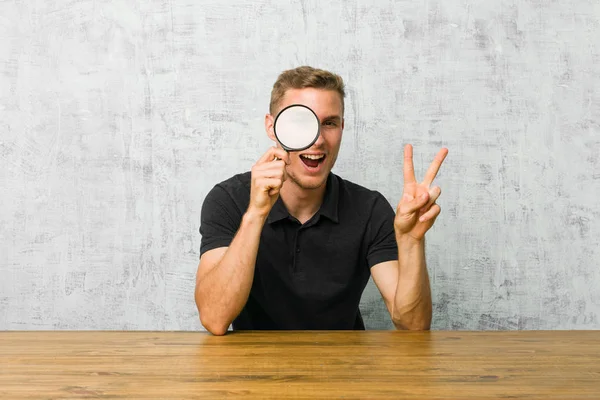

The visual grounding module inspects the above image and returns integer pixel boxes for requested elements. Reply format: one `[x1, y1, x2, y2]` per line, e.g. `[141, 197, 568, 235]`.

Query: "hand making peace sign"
[394, 144, 449, 241]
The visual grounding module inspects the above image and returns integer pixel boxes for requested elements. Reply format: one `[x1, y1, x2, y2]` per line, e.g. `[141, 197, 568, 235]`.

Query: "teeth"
[301, 154, 324, 160]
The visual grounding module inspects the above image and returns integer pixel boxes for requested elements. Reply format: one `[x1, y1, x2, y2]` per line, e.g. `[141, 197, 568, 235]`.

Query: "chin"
[289, 174, 328, 190]
[287, 156, 336, 190]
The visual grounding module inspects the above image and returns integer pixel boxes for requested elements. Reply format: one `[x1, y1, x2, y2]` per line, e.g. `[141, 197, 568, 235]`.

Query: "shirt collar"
[266, 173, 340, 224]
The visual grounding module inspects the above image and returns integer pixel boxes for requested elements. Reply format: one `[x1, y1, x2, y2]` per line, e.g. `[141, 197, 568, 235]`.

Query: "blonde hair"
[269, 66, 346, 115]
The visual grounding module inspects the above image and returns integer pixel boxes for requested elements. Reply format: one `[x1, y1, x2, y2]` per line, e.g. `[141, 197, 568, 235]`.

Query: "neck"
[279, 177, 328, 224]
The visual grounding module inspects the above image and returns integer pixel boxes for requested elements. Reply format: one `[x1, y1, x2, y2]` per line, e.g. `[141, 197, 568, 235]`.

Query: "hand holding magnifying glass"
[248, 104, 321, 218]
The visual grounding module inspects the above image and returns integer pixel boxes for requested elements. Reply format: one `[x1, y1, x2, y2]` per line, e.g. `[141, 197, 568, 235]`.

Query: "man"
[195, 66, 448, 335]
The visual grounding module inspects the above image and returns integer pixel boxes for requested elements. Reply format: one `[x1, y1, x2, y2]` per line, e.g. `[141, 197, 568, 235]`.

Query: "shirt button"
[296, 247, 300, 253]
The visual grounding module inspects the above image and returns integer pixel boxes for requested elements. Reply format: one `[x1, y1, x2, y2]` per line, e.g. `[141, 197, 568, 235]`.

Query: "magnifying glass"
[273, 104, 320, 152]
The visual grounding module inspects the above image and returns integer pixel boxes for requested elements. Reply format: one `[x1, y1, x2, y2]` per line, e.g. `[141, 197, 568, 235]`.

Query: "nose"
[312, 129, 325, 148]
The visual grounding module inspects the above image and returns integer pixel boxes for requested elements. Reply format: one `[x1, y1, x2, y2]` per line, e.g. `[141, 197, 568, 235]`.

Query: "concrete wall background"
[1, 0, 598, 330]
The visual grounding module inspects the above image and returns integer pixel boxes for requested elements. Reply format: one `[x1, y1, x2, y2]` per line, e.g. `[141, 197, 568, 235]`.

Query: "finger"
[257, 147, 290, 165]
[422, 148, 448, 187]
[403, 144, 417, 185]
[272, 148, 290, 164]
[257, 146, 279, 164]
[419, 186, 441, 213]
[256, 177, 284, 193]
[253, 160, 287, 179]
[255, 158, 287, 171]
[279, 162, 288, 183]
[268, 186, 283, 196]
[401, 191, 430, 214]
[419, 204, 441, 222]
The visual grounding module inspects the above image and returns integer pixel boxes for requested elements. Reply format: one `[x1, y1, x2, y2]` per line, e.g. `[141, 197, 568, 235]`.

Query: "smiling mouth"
[300, 154, 326, 168]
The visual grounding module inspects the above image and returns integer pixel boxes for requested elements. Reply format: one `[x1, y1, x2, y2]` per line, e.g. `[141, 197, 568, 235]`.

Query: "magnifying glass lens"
[274, 105, 320, 151]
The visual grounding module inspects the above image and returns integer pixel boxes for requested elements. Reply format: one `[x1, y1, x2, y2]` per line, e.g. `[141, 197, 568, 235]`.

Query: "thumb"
[403, 192, 429, 214]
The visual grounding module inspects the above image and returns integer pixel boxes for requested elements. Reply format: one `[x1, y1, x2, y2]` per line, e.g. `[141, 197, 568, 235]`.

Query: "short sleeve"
[199, 184, 242, 256]
[366, 193, 398, 268]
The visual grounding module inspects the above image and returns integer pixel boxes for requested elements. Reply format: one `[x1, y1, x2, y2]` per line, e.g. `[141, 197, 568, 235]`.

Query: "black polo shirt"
[199, 171, 398, 330]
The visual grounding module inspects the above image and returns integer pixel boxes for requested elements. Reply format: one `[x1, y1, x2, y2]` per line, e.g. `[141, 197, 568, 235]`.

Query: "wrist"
[395, 233, 425, 248]
[243, 208, 269, 225]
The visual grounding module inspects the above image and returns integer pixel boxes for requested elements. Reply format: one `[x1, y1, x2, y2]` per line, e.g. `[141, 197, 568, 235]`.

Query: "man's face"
[266, 88, 344, 191]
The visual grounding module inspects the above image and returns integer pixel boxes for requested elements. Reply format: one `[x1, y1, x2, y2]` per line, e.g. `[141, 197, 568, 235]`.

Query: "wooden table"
[1, 330, 599, 399]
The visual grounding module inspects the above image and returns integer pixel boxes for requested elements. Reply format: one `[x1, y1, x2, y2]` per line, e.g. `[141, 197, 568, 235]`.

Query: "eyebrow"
[321, 115, 342, 122]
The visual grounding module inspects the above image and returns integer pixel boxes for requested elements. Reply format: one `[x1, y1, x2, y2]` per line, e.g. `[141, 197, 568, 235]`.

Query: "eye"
[323, 120, 337, 127]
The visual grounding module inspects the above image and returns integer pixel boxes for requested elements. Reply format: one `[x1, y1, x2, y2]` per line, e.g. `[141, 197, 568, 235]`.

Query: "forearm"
[195, 211, 266, 334]
[392, 235, 432, 330]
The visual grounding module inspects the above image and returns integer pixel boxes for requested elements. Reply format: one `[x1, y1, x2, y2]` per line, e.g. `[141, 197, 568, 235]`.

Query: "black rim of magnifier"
[273, 104, 321, 152]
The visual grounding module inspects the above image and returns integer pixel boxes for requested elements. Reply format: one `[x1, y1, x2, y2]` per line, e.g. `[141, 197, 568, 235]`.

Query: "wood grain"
[1, 330, 599, 399]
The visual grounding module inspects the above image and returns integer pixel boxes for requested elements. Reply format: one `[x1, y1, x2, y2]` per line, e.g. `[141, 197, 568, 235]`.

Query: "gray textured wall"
[1, 1, 599, 331]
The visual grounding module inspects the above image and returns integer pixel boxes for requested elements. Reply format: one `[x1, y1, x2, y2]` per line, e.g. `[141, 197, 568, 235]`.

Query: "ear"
[341, 117, 345, 130]
[265, 113, 276, 142]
